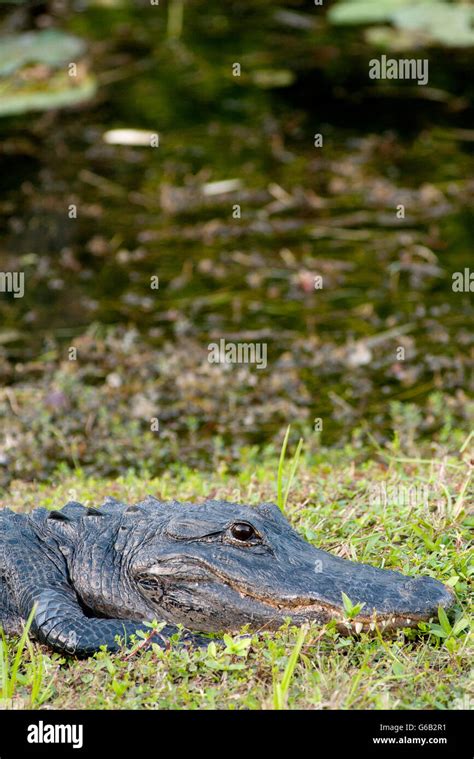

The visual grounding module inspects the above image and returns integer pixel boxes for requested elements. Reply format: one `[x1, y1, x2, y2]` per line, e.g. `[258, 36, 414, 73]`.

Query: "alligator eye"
[230, 522, 257, 542]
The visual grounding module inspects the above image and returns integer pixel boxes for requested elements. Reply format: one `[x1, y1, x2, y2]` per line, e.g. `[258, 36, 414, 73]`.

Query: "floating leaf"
[365, 25, 430, 50]
[0, 30, 86, 77]
[0, 30, 96, 116]
[329, 0, 474, 48]
[392, 4, 474, 47]
[0, 73, 96, 117]
[328, 0, 414, 26]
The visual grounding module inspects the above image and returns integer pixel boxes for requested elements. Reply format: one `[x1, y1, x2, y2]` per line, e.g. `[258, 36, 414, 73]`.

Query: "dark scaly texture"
[0, 497, 454, 656]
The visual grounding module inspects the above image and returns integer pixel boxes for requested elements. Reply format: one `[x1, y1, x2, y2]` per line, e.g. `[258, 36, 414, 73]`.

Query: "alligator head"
[62, 497, 454, 634]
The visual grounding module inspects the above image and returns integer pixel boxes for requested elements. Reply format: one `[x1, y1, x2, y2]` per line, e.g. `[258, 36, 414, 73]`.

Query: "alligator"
[0, 497, 454, 656]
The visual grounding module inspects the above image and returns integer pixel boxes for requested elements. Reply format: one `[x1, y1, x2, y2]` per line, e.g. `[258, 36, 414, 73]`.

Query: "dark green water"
[0, 1, 473, 453]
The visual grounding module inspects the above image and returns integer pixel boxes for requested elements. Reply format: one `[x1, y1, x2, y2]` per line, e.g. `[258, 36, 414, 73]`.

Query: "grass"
[273, 625, 308, 709]
[0, 607, 35, 705]
[0, 432, 472, 710]
[0, 606, 54, 709]
[277, 425, 304, 513]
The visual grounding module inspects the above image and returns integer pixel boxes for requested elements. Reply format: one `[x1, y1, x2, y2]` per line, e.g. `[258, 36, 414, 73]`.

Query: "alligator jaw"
[143, 557, 455, 634]
[251, 600, 443, 635]
[219, 578, 455, 634]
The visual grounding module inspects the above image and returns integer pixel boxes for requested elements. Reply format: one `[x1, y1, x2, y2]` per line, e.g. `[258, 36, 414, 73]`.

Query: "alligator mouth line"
[145, 559, 440, 633]
[221, 576, 430, 632]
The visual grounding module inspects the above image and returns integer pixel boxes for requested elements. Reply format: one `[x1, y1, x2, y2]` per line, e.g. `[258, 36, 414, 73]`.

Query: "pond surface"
[0, 1, 472, 467]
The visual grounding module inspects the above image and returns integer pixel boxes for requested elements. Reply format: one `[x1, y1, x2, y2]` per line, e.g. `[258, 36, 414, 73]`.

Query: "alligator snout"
[254, 536, 456, 632]
[399, 575, 455, 618]
[338, 572, 456, 632]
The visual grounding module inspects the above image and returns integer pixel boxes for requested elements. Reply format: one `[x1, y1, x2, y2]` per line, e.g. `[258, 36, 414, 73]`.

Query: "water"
[0, 1, 472, 462]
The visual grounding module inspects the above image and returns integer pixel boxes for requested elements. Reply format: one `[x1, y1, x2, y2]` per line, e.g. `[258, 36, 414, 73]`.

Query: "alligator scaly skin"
[0, 496, 454, 656]
[0, 500, 203, 656]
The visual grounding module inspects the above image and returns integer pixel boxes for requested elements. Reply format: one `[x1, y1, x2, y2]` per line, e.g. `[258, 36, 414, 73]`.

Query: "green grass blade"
[0, 627, 9, 700]
[282, 437, 303, 512]
[277, 425, 290, 511]
[273, 625, 307, 709]
[438, 606, 452, 637]
[277, 426, 303, 513]
[8, 605, 36, 698]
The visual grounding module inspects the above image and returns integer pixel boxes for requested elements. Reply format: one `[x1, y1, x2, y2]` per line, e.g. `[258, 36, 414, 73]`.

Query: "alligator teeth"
[391, 617, 396, 624]
[406, 618, 412, 625]
[369, 622, 376, 631]
[355, 622, 363, 634]
[381, 620, 387, 628]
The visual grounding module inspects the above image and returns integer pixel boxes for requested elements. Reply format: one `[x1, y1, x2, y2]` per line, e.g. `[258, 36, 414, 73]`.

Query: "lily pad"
[365, 25, 430, 50]
[0, 74, 97, 117]
[392, 4, 474, 47]
[0, 29, 96, 116]
[328, 0, 415, 25]
[329, 0, 474, 48]
[0, 29, 86, 77]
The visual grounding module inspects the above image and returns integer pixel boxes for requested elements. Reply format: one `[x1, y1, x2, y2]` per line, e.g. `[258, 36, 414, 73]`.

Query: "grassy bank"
[0, 434, 472, 710]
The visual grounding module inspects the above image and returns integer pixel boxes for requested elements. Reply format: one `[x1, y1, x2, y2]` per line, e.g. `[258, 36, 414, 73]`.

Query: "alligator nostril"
[405, 576, 455, 614]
